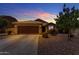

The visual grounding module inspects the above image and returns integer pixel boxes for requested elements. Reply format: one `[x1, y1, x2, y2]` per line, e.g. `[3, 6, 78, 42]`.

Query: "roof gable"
[35, 19, 48, 23]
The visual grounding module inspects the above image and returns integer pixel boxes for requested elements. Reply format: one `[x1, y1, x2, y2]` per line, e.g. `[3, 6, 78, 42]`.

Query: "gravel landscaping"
[38, 34, 79, 55]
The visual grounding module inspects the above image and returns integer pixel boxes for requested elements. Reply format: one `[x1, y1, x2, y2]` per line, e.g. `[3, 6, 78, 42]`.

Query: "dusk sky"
[0, 3, 79, 23]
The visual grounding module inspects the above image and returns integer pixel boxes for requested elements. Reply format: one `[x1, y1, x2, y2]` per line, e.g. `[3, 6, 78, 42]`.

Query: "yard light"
[77, 18, 79, 21]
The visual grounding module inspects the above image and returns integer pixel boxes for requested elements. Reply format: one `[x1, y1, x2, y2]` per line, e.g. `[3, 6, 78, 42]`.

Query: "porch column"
[39, 25, 42, 34]
[14, 25, 18, 34]
[45, 27, 48, 33]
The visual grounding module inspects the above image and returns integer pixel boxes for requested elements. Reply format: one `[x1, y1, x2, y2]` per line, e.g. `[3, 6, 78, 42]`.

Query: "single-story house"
[4, 18, 56, 35]
[8, 21, 45, 35]
[0, 15, 57, 36]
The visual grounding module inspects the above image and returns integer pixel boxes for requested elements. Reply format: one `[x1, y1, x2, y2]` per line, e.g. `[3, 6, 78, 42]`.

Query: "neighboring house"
[71, 29, 79, 37]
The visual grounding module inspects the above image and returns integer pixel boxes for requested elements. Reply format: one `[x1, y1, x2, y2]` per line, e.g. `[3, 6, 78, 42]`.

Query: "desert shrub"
[48, 29, 57, 36]
[42, 33, 48, 38]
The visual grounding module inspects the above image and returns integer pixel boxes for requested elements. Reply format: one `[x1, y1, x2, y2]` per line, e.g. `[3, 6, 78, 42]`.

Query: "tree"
[56, 4, 79, 41]
[0, 17, 8, 33]
[0, 15, 18, 34]
[0, 15, 18, 33]
[0, 15, 17, 28]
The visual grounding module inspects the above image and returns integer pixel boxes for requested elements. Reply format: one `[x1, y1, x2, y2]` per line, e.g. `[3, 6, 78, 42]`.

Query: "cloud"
[18, 9, 57, 24]
[0, 7, 57, 24]
[8, 9, 57, 24]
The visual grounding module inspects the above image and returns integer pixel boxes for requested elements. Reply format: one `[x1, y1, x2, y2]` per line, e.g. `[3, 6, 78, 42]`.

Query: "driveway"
[1, 34, 79, 55]
[0, 35, 41, 55]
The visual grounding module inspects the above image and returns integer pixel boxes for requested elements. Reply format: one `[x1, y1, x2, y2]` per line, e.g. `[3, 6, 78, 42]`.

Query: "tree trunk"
[67, 30, 73, 41]
[67, 29, 71, 41]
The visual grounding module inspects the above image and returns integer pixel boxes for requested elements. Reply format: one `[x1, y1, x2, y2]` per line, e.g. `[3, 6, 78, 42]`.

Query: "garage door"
[17, 26, 39, 34]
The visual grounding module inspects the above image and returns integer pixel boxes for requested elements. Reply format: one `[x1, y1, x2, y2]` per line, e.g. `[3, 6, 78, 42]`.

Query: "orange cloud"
[18, 10, 57, 24]
[35, 11, 57, 24]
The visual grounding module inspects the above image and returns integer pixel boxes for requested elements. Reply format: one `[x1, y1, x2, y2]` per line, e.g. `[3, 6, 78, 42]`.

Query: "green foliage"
[56, 4, 79, 33]
[0, 17, 8, 29]
[48, 29, 57, 35]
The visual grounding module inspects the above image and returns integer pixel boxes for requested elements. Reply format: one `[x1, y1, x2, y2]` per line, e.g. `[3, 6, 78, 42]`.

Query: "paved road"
[0, 35, 41, 55]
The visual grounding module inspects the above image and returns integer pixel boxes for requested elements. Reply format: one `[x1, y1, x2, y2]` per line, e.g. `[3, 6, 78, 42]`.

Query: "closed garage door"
[17, 26, 39, 34]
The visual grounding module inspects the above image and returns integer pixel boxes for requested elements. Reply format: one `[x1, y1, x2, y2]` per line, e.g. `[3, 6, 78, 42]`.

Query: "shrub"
[48, 29, 57, 36]
[42, 33, 48, 38]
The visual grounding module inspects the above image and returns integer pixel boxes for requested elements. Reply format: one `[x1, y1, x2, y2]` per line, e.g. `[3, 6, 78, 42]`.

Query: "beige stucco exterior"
[5, 21, 48, 35]
[12, 21, 43, 34]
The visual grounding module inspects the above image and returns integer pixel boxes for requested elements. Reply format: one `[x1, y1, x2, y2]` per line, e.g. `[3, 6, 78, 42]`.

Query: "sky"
[0, 3, 79, 23]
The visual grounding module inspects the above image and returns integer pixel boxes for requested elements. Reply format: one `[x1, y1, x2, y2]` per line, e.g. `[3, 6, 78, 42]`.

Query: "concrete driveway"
[0, 35, 41, 55]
